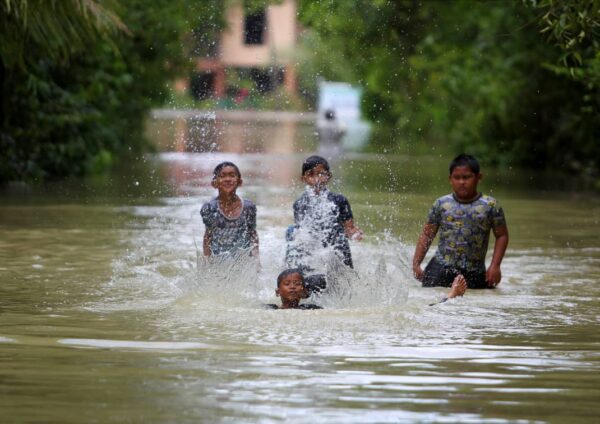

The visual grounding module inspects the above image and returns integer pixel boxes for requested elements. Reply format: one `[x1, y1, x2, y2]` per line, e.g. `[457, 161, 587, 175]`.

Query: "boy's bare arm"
[203, 230, 212, 256]
[343, 219, 363, 241]
[412, 223, 439, 281]
[486, 225, 509, 287]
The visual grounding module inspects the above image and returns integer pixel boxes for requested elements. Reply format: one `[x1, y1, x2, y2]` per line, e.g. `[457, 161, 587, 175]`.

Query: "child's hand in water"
[486, 264, 502, 287]
[412, 265, 425, 281]
[344, 220, 363, 241]
[350, 229, 363, 241]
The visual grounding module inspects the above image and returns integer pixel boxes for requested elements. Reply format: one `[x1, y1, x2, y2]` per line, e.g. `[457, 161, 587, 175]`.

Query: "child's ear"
[238, 177, 243, 187]
[211, 179, 218, 188]
[275, 288, 280, 297]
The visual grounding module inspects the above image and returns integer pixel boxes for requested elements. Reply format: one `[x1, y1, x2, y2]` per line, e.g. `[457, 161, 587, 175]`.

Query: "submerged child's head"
[212, 161, 242, 193]
[276, 268, 306, 305]
[301, 155, 331, 192]
[448, 154, 482, 201]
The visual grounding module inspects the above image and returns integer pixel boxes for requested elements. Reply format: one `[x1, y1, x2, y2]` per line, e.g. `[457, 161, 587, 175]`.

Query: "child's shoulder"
[437, 194, 455, 202]
[479, 193, 500, 205]
[431, 194, 455, 207]
[262, 303, 322, 310]
[460, 193, 504, 212]
[326, 190, 351, 205]
[201, 197, 218, 212]
[292, 190, 309, 207]
[242, 198, 256, 209]
[299, 304, 323, 310]
[432, 193, 501, 207]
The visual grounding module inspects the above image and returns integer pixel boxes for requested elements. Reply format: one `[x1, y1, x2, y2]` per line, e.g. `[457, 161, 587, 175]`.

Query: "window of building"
[190, 72, 215, 100]
[249, 67, 285, 92]
[244, 9, 266, 45]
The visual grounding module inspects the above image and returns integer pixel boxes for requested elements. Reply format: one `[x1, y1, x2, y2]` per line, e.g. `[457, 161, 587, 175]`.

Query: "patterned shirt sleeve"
[489, 199, 507, 229]
[200, 202, 214, 229]
[426, 199, 442, 225]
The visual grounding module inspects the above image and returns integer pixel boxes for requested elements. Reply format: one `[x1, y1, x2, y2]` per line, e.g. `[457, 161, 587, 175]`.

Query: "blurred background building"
[187, 0, 298, 101]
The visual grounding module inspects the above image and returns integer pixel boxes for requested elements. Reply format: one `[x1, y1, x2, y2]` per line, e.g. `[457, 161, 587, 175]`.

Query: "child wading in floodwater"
[265, 269, 322, 310]
[412, 154, 509, 292]
[285, 156, 362, 291]
[265, 269, 464, 309]
[201, 162, 259, 258]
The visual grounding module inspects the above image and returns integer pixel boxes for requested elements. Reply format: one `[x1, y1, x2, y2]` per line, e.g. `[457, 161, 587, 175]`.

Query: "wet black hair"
[302, 155, 330, 176]
[324, 109, 335, 120]
[276, 268, 305, 287]
[212, 161, 241, 181]
[449, 154, 480, 175]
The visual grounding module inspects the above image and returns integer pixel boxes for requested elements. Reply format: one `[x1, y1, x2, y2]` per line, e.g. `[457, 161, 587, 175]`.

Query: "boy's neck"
[452, 192, 481, 203]
[218, 192, 239, 204]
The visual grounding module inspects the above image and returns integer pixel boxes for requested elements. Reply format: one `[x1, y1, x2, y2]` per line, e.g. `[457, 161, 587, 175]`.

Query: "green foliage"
[0, 0, 125, 69]
[296, 30, 358, 107]
[535, 0, 599, 67]
[0, 1, 225, 183]
[297, 0, 599, 176]
[1, 52, 130, 180]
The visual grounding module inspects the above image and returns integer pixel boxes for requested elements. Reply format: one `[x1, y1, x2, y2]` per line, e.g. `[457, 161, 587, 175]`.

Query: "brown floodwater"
[1, 116, 599, 423]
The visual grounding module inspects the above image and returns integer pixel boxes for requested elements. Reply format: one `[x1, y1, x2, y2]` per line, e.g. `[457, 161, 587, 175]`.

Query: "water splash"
[188, 250, 262, 305]
[312, 252, 409, 309]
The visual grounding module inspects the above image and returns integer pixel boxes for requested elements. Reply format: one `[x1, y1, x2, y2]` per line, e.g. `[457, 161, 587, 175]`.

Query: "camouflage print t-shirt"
[427, 193, 506, 272]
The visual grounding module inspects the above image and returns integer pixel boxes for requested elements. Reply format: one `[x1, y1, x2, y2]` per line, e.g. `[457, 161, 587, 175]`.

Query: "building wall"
[220, 0, 297, 67]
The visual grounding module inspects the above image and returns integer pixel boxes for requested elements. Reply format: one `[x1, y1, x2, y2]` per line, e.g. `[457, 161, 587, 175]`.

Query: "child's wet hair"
[212, 161, 241, 180]
[276, 268, 305, 287]
[449, 154, 480, 174]
[302, 155, 330, 176]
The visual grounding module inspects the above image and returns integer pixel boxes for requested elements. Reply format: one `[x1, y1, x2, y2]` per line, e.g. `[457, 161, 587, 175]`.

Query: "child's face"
[449, 166, 481, 200]
[276, 272, 306, 303]
[301, 164, 331, 192]
[212, 165, 242, 194]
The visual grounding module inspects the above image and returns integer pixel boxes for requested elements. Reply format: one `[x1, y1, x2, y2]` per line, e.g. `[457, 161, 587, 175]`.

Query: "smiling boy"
[412, 154, 509, 289]
[201, 161, 258, 258]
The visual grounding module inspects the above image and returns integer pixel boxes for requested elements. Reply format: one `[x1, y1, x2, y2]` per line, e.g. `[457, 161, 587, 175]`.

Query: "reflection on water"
[1, 117, 599, 423]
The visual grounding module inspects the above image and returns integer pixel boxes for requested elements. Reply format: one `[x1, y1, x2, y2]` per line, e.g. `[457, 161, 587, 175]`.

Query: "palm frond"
[0, 0, 128, 69]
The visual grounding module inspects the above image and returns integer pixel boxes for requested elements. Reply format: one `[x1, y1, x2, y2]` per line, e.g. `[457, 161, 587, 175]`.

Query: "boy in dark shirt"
[286, 155, 362, 273]
[265, 269, 322, 310]
[412, 154, 509, 289]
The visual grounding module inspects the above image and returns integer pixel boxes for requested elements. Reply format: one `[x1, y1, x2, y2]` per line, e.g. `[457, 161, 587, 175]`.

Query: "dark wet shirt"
[294, 188, 352, 244]
[264, 304, 323, 310]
